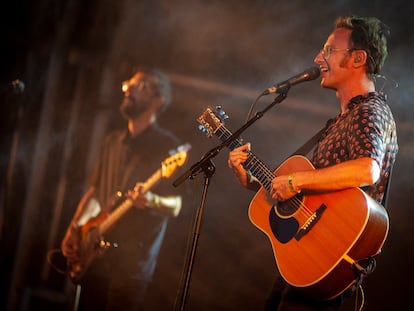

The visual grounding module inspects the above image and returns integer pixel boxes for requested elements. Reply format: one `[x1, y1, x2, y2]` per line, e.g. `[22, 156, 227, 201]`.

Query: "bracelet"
[288, 175, 300, 193]
[153, 194, 161, 208]
[147, 193, 161, 209]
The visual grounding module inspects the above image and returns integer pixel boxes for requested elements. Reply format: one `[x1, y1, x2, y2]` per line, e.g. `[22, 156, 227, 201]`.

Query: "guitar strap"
[290, 118, 333, 157]
[381, 162, 394, 209]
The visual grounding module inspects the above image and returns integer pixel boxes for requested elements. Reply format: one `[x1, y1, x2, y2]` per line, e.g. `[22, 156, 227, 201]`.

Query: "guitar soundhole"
[276, 192, 304, 217]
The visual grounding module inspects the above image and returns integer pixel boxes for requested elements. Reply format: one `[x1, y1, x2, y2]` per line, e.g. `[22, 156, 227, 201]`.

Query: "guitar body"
[64, 144, 190, 283]
[197, 106, 390, 300]
[69, 211, 110, 283]
[248, 155, 389, 300]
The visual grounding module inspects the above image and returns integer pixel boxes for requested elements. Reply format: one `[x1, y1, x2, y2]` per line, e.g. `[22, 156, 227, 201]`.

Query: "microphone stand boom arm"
[173, 90, 289, 187]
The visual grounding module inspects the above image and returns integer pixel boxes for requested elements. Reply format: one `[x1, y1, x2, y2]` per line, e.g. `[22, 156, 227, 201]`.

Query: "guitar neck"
[141, 169, 162, 193]
[98, 168, 163, 234]
[99, 198, 133, 234]
[215, 126, 274, 192]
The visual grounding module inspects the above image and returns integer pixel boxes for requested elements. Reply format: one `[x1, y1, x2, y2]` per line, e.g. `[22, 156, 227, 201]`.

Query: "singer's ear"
[352, 50, 367, 67]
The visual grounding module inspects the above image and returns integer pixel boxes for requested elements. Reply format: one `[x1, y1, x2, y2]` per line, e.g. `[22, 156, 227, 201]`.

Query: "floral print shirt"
[311, 92, 398, 205]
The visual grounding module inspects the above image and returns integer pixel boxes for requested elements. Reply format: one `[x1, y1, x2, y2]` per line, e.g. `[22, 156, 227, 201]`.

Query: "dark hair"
[149, 68, 172, 109]
[334, 15, 390, 78]
[131, 66, 172, 111]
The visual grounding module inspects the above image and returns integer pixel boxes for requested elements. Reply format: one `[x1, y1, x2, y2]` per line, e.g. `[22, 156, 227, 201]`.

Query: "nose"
[314, 50, 324, 65]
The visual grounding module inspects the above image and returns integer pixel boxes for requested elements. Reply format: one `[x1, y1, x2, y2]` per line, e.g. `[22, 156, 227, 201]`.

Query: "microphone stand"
[173, 157, 215, 311]
[172, 89, 289, 311]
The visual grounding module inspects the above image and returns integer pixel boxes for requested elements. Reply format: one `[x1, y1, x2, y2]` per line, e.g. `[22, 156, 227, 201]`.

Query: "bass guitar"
[197, 106, 389, 300]
[67, 143, 191, 283]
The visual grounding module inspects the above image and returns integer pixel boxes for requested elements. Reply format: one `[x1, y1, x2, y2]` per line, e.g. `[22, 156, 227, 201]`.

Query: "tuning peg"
[177, 143, 192, 152]
[215, 105, 229, 120]
[198, 124, 210, 135]
[218, 110, 229, 120]
[198, 124, 213, 138]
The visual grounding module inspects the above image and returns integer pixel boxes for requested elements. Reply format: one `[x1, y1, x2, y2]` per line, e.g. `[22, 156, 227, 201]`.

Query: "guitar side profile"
[197, 106, 389, 300]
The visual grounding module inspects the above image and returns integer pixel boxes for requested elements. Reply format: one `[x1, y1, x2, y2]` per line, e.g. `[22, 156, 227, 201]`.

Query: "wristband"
[288, 174, 300, 193]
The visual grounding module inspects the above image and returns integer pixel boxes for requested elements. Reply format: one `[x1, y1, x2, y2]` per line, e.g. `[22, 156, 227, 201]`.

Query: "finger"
[135, 182, 146, 193]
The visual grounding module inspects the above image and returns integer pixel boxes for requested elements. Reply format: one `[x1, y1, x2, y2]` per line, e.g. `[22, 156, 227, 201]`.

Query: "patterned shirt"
[311, 92, 398, 205]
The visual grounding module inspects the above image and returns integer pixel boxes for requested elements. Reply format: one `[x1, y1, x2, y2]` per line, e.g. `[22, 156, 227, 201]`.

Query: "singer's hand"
[228, 143, 250, 169]
[228, 143, 251, 188]
[270, 175, 296, 201]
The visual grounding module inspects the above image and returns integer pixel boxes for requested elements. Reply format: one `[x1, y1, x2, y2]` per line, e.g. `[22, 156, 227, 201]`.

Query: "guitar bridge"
[295, 204, 327, 241]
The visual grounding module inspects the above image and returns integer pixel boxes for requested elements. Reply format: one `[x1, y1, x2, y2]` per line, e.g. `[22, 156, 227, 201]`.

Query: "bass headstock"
[162, 143, 192, 178]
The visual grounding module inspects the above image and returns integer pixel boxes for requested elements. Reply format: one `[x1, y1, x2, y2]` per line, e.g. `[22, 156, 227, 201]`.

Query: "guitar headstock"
[162, 143, 191, 178]
[197, 106, 229, 138]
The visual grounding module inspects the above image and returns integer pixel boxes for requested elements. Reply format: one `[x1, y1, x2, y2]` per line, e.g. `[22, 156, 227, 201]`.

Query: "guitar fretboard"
[99, 169, 162, 234]
[215, 125, 275, 192]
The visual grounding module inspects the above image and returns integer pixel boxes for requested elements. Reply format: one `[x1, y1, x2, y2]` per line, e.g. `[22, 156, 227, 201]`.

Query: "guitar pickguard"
[269, 199, 327, 243]
[269, 206, 299, 244]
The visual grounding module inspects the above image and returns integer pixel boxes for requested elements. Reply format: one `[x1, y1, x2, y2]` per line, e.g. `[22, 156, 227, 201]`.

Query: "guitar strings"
[220, 127, 314, 220]
[246, 151, 314, 219]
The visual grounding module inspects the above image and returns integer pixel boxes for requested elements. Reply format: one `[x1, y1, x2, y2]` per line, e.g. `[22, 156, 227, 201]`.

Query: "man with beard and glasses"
[61, 68, 184, 310]
[228, 15, 398, 310]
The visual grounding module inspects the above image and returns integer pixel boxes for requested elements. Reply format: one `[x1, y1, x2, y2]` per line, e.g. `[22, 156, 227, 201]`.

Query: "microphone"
[10, 79, 25, 94]
[1, 79, 25, 95]
[262, 66, 320, 95]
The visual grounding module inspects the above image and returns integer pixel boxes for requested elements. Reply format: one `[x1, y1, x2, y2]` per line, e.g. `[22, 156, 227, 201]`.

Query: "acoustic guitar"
[197, 106, 388, 300]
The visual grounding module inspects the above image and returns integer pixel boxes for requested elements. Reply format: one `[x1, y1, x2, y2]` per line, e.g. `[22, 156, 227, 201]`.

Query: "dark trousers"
[264, 275, 346, 311]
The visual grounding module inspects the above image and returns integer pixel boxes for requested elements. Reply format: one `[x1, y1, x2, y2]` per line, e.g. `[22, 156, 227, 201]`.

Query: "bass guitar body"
[68, 210, 111, 283]
[66, 143, 191, 283]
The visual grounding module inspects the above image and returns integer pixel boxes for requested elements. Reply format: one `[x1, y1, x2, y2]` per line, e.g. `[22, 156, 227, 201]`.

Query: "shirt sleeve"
[347, 102, 386, 167]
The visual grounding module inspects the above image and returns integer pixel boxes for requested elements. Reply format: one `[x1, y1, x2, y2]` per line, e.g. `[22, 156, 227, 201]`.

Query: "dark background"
[1, 0, 413, 310]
